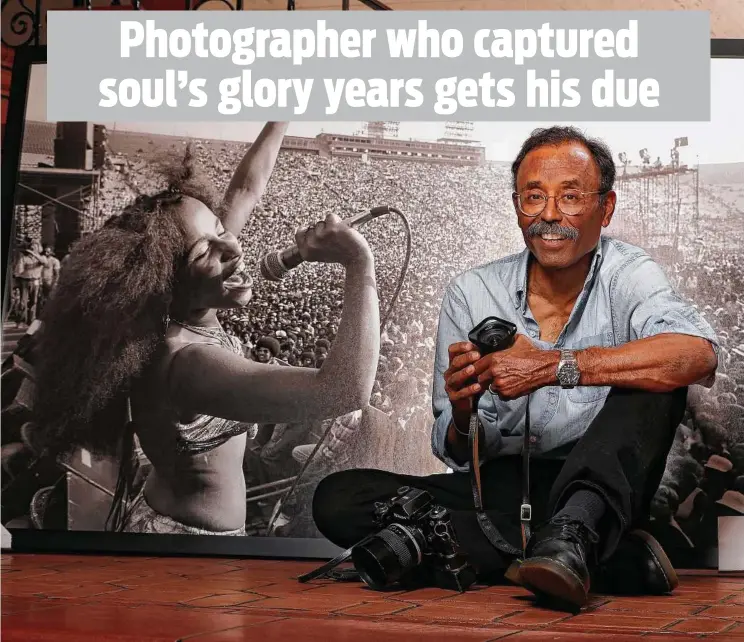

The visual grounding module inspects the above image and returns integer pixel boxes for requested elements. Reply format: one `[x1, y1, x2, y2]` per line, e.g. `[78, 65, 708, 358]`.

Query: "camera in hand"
[351, 486, 477, 592]
[468, 316, 517, 356]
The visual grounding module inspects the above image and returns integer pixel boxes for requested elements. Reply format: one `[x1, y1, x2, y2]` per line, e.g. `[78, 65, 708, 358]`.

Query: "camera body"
[350, 486, 477, 593]
[468, 316, 517, 356]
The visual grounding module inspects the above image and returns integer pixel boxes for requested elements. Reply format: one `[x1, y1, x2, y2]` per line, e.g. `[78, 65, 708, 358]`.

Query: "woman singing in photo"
[34, 122, 380, 535]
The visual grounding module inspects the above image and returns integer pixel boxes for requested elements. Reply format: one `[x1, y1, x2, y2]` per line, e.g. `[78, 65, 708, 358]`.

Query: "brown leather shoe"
[592, 529, 678, 596]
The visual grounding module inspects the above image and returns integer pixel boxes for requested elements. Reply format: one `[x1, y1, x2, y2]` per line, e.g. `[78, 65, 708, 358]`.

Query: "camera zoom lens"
[352, 523, 423, 590]
[481, 328, 505, 346]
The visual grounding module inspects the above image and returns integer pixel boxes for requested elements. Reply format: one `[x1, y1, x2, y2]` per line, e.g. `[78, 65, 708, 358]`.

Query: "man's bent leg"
[312, 466, 521, 577]
[549, 387, 687, 559]
[313, 469, 421, 549]
[519, 387, 686, 608]
[27, 281, 39, 325]
[19, 280, 31, 326]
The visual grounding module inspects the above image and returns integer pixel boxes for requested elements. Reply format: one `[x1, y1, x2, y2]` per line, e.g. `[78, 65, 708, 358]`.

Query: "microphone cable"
[378, 206, 412, 331]
[266, 205, 412, 534]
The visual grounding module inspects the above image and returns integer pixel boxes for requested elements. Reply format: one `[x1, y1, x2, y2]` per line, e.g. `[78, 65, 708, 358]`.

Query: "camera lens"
[351, 523, 424, 590]
[481, 327, 506, 346]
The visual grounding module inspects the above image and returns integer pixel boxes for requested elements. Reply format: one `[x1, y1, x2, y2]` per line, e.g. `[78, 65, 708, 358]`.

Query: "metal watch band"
[558, 349, 579, 388]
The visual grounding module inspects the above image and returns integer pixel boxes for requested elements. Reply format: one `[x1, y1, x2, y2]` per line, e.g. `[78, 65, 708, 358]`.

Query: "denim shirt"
[430, 236, 719, 472]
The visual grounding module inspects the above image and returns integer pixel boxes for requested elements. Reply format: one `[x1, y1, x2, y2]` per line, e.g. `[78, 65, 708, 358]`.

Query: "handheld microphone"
[259, 206, 391, 282]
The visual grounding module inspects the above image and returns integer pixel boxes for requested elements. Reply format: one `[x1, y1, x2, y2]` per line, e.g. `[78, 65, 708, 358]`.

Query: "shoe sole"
[503, 559, 522, 585]
[628, 529, 678, 593]
[517, 556, 589, 609]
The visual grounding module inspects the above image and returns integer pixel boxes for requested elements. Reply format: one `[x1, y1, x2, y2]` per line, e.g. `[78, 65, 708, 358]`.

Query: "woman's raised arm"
[170, 213, 381, 426]
[170, 256, 380, 425]
[221, 122, 289, 237]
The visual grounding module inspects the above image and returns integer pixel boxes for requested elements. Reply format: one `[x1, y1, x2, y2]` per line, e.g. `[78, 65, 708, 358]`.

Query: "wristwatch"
[556, 349, 581, 389]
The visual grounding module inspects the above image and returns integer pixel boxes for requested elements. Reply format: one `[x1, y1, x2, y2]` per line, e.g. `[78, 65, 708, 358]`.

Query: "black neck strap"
[467, 393, 531, 559]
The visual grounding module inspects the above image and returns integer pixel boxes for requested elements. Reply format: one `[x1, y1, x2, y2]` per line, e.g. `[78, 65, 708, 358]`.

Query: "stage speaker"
[56, 122, 94, 147]
[93, 125, 108, 169]
[54, 122, 94, 170]
[24, 450, 120, 531]
[41, 203, 56, 250]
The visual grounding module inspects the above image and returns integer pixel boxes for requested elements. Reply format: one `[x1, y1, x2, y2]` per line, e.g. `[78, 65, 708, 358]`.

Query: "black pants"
[38, 282, 53, 316]
[313, 387, 687, 574]
[17, 278, 39, 326]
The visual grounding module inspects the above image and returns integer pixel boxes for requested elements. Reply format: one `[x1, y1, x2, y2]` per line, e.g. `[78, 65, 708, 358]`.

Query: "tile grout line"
[175, 616, 290, 641]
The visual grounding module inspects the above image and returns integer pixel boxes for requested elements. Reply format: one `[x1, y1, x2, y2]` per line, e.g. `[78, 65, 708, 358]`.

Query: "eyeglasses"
[512, 189, 607, 217]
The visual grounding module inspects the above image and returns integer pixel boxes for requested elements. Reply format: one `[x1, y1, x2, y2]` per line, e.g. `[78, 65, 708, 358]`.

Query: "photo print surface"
[2, 59, 742, 554]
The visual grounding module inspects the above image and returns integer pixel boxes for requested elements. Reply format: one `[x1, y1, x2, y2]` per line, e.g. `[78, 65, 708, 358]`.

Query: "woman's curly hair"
[35, 146, 220, 457]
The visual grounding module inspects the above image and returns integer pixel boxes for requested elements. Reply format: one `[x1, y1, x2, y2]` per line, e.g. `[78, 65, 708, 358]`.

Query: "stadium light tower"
[364, 122, 399, 140]
[438, 122, 476, 145]
[639, 148, 651, 171]
[671, 136, 688, 169]
[618, 152, 629, 176]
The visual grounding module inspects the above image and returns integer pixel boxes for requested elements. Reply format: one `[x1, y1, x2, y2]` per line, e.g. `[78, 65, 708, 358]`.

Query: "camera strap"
[296, 548, 354, 583]
[468, 411, 522, 558]
[520, 397, 532, 555]
[296, 535, 373, 583]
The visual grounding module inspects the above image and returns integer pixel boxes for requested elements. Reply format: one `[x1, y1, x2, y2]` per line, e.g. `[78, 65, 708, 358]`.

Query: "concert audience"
[5, 135, 743, 542]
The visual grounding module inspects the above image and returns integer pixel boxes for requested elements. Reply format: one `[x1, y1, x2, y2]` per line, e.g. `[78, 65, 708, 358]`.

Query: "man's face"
[44, 247, 53, 256]
[255, 347, 272, 363]
[514, 141, 616, 270]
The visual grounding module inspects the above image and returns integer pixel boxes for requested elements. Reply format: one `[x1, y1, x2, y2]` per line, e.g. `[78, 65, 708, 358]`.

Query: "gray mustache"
[527, 221, 579, 240]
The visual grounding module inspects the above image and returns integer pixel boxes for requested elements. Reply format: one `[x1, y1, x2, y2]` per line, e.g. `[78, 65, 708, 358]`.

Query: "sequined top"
[168, 325, 249, 456]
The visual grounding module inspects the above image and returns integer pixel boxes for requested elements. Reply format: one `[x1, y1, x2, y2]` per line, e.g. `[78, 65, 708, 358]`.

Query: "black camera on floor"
[351, 486, 477, 593]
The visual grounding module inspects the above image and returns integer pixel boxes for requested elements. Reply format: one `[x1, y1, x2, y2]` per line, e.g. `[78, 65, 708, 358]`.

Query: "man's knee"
[651, 387, 688, 427]
[606, 386, 687, 419]
[312, 471, 350, 529]
[311, 469, 371, 545]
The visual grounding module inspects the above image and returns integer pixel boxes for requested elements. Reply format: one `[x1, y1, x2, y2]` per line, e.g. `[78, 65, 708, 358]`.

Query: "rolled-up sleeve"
[617, 254, 720, 387]
[431, 282, 504, 472]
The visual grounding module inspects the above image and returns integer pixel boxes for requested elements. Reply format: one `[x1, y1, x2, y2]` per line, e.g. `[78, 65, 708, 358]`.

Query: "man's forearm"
[540, 334, 717, 392]
[446, 419, 470, 466]
[445, 404, 486, 466]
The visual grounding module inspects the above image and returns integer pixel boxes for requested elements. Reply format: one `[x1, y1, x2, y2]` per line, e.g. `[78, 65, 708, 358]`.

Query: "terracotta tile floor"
[2, 554, 743, 641]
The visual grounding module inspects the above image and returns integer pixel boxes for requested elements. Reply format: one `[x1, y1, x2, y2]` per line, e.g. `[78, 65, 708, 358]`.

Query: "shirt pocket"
[568, 385, 611, 403]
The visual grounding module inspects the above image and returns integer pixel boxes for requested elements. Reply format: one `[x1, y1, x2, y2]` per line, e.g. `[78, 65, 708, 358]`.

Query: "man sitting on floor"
[311, 126, 719, 609]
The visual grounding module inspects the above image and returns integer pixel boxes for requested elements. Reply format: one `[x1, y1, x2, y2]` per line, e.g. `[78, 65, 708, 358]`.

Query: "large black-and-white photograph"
[2, 57, 742, 565]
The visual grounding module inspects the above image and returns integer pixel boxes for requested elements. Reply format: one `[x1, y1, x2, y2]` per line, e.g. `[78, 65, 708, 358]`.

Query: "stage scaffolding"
[14, 167, 102, 255]
[612, 165, 700, 264]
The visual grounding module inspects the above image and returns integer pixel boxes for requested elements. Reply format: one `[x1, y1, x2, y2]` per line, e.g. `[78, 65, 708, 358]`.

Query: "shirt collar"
[514, 237, 605, 314]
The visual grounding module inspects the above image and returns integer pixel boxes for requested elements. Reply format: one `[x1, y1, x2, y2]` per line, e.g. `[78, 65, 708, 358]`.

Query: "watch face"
[559, 362, 580, 386]
[566, 366, 581, 385]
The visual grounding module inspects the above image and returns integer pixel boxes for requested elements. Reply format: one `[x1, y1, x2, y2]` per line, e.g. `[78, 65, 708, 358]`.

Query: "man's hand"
[473, 334, 559, 401]
[443, 341, 483, 429]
